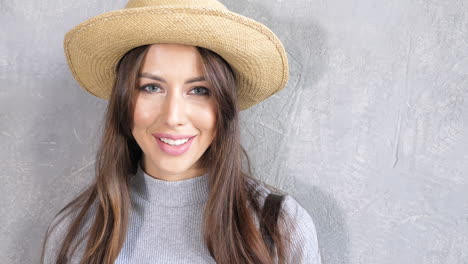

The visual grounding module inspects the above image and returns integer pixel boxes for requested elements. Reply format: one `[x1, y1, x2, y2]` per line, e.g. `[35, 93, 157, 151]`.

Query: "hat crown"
[125, 0, 228, 10]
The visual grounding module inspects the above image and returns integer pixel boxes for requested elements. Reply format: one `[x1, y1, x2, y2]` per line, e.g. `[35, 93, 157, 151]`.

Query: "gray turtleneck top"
[43, 162, 321, 263]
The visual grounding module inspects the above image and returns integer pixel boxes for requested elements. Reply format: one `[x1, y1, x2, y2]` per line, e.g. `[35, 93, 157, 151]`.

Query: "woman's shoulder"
[42, 200, 97, 264]
[280, 194, 322, 263]
[247, 178, 322, 263]
[42, 209, 77, 263]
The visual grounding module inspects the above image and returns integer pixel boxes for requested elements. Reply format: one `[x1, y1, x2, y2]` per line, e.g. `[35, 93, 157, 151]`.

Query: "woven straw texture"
[64, 0, 289, 110]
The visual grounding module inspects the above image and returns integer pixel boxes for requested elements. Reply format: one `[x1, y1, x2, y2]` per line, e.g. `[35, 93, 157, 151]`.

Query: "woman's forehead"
[146, 43, 199, 57]
[139, 44, 205, 80]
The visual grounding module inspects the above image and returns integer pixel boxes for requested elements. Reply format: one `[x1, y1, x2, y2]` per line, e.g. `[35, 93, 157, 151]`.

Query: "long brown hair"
[41, 45, 292, 264]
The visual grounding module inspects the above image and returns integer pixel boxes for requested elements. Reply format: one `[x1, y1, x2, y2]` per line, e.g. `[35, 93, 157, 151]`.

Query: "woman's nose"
[161, 92, 187, 128]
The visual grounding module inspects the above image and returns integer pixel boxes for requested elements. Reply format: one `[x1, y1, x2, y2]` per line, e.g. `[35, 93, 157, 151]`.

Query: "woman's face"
[132, 43, 217, 181]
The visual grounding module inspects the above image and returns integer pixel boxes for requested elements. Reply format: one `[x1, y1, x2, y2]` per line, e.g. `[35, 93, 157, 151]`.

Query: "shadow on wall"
[232, 1, 350, 263]
[293, 177, 350, 264]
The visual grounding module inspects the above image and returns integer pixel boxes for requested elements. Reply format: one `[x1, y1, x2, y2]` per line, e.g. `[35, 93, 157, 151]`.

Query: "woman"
[41, 0, 321, 263]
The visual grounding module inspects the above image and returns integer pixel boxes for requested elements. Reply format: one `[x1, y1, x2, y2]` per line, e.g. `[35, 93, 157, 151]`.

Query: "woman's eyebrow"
[138, 72, 206, 84]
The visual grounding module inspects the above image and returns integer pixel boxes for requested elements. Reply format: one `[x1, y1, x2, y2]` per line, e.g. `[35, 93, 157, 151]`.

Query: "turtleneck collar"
[129, 161, 210, 207]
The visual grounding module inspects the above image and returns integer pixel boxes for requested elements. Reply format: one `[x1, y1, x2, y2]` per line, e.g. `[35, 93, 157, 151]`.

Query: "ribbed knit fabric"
[43, 162, 322, 263]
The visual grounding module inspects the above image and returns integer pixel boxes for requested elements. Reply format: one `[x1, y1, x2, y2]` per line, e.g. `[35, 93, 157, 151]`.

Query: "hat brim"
[64, 6, 289, 110]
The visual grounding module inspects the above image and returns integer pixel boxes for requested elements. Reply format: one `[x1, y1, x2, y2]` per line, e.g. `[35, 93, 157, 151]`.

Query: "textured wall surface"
[1, 0, 467, 263]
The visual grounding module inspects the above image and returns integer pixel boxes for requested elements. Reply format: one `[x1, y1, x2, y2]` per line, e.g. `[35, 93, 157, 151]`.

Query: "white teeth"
[159, 137, 190, 146]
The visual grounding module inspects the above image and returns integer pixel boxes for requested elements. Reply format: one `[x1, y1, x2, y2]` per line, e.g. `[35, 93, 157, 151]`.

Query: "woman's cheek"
[134, 98, 158, 128]
[194, 103, 216, 136]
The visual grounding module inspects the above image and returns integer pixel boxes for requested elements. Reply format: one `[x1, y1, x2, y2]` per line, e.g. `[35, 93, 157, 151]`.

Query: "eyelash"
[139, 84, 211, 96]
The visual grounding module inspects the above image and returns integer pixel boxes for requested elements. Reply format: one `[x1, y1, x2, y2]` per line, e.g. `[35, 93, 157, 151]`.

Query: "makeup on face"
[152, 133, 196, 156]
[131, 43, 216, 181]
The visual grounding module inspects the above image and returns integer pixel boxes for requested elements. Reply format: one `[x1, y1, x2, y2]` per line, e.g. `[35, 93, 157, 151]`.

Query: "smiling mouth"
[154, 135, 195, 156]
[157, 136, 194, 146]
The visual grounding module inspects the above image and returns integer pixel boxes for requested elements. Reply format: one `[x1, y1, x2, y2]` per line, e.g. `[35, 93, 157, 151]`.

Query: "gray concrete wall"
[1, 0, 467, 263]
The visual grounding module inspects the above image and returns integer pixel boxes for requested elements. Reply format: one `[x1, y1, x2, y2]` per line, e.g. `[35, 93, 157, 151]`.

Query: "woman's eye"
[140, 84, 162, 93]
[190, 86, 211, 96]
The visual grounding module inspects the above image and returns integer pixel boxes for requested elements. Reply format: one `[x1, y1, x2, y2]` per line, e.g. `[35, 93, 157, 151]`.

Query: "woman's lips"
[154, 135, 195, 156]
[152, 132, 195, 140]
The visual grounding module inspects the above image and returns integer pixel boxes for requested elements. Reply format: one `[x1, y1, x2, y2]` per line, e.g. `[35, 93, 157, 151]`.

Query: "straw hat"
[64, 0, 289, 111]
